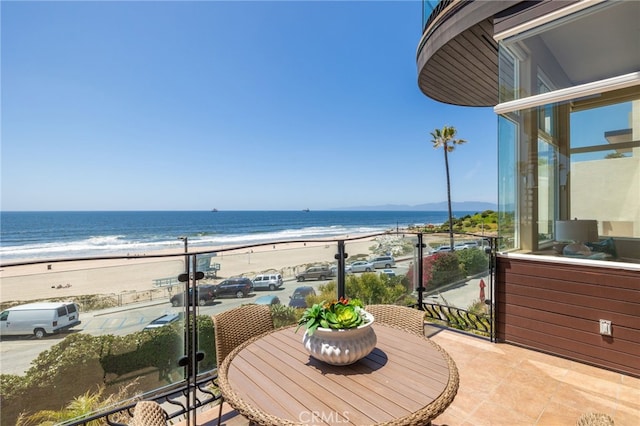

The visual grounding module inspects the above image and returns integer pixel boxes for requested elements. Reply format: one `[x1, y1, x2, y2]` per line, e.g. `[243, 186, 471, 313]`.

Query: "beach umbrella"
[479, 279, 486, 303]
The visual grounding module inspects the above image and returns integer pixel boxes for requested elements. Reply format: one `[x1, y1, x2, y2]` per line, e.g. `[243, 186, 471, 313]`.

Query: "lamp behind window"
[555, 219, 598, 256]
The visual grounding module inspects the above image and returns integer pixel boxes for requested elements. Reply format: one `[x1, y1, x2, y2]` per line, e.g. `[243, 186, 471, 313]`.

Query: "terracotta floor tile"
[192, 329, 639, 426]
[562, 369, 623, 396]
[569, 361, 626, 383]
[502, 363, 564, 398]
[535, 400, 590, 426]
[489, 375, 553, 420]
[442, 384, 484, 420]
[613, 405, 640, 426]
[432, 408, 466, 426]
[517, 348, 576, 370]
[553, 382, 620, 414]
[461, 400, 537, 426]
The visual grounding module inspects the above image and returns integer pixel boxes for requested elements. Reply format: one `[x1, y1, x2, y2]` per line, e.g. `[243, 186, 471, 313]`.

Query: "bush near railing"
[308, 275, 412, 307]
[406, 251, 467, 290]
[0, 315, 215, 426]
[269, 304, 299, 328]
[0, 305, 301, 425]
[430, 252, 465, 287]
[457, 248, 489, 276]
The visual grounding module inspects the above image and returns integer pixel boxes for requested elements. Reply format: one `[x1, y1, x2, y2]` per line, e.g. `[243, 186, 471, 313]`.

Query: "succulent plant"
[296, 297, 368, 335]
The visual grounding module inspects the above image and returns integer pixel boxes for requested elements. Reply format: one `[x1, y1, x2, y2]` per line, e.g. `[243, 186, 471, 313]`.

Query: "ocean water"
[0, 210, 469, 261]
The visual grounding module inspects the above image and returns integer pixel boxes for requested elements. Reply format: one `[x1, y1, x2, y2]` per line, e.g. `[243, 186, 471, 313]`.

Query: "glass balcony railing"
[0, 232, 495, 425]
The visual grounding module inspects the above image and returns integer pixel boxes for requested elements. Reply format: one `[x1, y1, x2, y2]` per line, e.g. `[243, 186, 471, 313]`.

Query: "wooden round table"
[218, 323, 459, 425]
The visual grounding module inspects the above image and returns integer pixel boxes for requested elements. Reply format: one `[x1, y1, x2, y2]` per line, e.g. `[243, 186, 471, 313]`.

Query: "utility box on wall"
[599, 319, 612, 336]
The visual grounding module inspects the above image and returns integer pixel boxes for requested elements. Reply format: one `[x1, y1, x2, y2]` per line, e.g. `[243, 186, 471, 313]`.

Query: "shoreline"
[1, 210, 478, 264]
[0, 235, 406, 303]
[0, 232, 460, 304]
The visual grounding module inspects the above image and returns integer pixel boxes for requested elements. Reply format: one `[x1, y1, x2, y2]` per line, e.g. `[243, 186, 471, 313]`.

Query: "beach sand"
[0, 237, 388, 304]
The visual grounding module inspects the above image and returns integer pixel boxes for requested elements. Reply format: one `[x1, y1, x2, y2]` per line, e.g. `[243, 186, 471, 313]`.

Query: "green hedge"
[0, 315, 215, 426]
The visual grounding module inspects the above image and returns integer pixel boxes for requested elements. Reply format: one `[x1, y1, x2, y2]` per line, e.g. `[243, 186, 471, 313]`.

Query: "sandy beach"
[0, 236, 394, 304]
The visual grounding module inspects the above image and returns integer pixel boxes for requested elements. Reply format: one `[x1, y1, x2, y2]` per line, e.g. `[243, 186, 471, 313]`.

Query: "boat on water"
[302, 208, 310, 212]
[212, 208, 218, 212]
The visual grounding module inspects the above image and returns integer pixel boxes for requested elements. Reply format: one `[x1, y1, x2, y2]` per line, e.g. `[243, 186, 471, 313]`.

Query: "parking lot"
[0, 259, 419, 376]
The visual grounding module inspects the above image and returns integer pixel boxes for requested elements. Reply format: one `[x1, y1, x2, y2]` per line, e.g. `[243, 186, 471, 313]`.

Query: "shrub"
[316, 275, 408, 306]
[456, 248, 489, 276]
[429, 252, 465, 288]
[407, 252, 464, 290]
[269, 304, 298, 328]
[0, 315, 215, 426]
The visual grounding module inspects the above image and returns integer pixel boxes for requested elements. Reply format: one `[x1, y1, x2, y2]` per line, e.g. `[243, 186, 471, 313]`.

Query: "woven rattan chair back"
[130, 400, 167, 426]
[213, 304, 274, 367]
[365, 304, 425, 336]
[213, 304, 274, 426]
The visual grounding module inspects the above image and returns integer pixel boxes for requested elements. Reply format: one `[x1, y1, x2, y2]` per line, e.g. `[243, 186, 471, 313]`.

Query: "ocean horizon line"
[0, 208, 489, 213]
[0, 210, 475, 261]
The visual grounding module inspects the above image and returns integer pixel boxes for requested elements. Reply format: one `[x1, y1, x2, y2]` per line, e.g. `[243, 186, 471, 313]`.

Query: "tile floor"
[176, 327, 640, 426]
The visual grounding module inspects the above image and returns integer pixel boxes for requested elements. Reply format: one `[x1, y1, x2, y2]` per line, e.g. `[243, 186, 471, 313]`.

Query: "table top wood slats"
[218, 323, 459, 426]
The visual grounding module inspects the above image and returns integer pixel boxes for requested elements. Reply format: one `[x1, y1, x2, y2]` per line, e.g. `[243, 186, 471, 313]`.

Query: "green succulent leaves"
[296, 297, 367, 335]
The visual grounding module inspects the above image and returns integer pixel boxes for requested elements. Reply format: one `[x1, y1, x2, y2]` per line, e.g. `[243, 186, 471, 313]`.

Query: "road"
[0, 275, 338, 375]
[0, 262, 487, 376]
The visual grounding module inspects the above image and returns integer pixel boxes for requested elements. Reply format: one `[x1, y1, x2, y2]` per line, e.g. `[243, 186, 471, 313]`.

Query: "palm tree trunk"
[444, 147, 454, 250]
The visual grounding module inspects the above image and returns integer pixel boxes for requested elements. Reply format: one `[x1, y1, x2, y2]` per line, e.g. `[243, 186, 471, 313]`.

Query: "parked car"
[170, 284, 216, 307]
[0, 302, 81, 339]
[254, 295, 281, 306]
[296, 266, 331, 281]
[381, 269, 396, 277]
[214, 277, 253, 298]
[433, 246, 452, 253]
[329, 264, 352, 276]
[349, 261, 374, 273]
[289, 286, 316, 308]
[369, 256, 396, 269]
[252, 273, 283, 291]
[143, 312, 183, 330]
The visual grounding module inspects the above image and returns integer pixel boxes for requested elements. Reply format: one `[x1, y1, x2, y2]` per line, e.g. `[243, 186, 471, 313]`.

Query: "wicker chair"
[577, 412, 615, 426]
[365, 304, 425, 336]
[130, 400, 167, 426]
[212, 304, 274, 426]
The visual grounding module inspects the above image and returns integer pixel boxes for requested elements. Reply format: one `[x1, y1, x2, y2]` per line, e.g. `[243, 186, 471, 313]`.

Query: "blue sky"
[1, 0, 497, 211]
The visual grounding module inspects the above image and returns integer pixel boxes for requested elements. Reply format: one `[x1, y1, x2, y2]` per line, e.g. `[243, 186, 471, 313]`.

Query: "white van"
[0, 302, 81, 339]
[252, 273, 283, 291]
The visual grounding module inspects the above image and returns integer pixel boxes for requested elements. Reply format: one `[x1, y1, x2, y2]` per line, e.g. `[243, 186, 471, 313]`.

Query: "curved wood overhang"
[416, 1, 520, 107]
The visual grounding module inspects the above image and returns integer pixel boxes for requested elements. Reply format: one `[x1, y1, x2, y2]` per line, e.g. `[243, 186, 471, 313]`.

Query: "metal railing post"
[487, 236, 497, 342]
[336, 240, 347, 299]
[189, 254, 198, 426]
[416, 233, 425, 310]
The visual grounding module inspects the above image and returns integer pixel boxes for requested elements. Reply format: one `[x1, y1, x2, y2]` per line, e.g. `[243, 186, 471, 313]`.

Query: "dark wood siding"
[416, 2, 520, 106]
[496, 255, 640, 377]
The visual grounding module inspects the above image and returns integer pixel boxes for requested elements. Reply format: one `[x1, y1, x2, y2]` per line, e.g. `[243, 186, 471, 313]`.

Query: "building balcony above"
[417, 1, 516, 107]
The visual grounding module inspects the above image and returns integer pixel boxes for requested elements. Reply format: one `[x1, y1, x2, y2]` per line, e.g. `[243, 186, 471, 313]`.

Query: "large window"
[497, 1, 639, 103]
[570, 96, 640, 239]
[495, 1, 640, 262]
[498, 86, 639, 258]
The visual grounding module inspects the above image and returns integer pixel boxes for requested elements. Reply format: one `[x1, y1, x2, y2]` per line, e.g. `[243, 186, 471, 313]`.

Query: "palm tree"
[430, 126, 467, 251]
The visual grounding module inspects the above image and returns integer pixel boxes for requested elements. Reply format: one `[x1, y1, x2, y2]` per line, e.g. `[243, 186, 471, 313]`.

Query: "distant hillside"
[333, 201, 497, 212]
